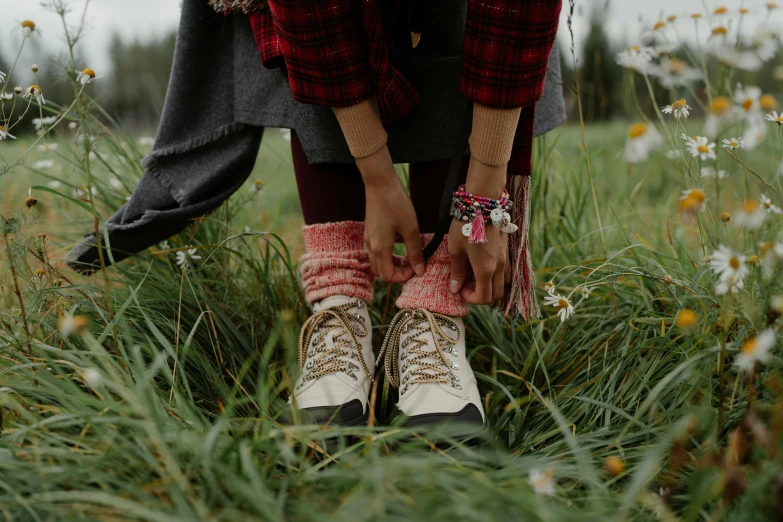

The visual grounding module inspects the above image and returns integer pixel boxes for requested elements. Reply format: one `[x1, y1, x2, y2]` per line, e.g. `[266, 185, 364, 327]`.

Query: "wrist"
[464, 156, 507, 197]
[357, 145, 399, 191]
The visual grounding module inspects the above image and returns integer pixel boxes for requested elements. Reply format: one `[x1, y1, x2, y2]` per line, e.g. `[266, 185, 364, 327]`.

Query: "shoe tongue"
[314, 295, 359, 312]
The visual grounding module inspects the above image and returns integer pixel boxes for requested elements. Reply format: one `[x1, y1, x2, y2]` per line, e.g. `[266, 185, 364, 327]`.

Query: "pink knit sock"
[300, 221, 374, 303]
[395, 234, 469, 317]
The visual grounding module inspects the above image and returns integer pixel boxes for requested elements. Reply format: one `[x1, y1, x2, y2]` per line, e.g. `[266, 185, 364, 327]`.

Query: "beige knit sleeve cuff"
[468, 103, 523, 166]
[332, 98, 388, 159]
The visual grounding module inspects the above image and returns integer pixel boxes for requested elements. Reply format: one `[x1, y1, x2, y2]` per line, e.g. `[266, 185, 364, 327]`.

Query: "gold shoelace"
[376, 309, 462, 396]
[297, 300, 371, 389]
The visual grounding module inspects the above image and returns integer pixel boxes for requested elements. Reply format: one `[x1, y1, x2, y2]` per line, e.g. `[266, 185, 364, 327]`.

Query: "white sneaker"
[378, 309, 486, 437]
[285, 296, 374, 426]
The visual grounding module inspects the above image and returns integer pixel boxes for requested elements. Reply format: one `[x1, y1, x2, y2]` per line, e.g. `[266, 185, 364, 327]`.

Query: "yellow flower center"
[767, 2, 778, 9]
[743, 200, 760, 213]
[34, 269, 45, 277]
[82, 68, 96, 78]
[742, 98, 754, 111]
[760, 94, 778, 110]
[653, 21, 666, 30]
[676, 309, 698, 328]
[680, 190, 706, 213]
[729, 256, 740, 270]
[557, 298, 569, 310]
[21, 20, 36, 30]
[697, 145, 710, 153]
[667, 15, 677, 22]
[631, 45, 641, 52]
[712, 26, 728, 35]
[692, 13, 703, 19]
[714, 7, 728, 14]
[0, 125, 6, 132]
[776, 116, 783, 123]
[742, 337, 758, 355]
[672, 99, 687, 109]
[28, 84, 42, 93]
[710, 97, 732, 114]
[668, 59, 687, 73]
[629, 123, 648, 139]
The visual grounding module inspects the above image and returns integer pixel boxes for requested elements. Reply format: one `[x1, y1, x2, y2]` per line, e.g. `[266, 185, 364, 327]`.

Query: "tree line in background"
[1, 2, 780, 136]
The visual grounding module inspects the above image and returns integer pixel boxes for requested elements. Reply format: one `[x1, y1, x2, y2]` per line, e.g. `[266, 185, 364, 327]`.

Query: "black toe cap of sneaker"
[280, 398, 368, 426]
[391, 404, 486, 438]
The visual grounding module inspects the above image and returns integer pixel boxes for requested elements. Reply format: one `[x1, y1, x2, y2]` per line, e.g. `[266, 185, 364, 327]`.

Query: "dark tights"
[291, 130, 468, 234]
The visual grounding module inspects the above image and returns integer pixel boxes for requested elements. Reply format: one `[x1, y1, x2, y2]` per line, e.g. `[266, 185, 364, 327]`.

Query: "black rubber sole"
[388, 404, 489, 444]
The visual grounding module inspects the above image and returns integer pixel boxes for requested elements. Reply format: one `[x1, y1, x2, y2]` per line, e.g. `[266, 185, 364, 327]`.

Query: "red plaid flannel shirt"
[248, 0, 562, 175]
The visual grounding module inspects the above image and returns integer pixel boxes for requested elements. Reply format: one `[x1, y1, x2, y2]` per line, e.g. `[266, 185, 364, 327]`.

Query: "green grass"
[2, 114, 783, 521]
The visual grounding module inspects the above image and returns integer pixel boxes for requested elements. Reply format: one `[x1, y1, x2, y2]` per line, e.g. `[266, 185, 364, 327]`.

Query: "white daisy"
[624, 123, 664, 163]
[47, 180, 62, 189]
[159, 240, 170, 250]
[543, 281, 556, 295]
[528, 470, 556, 497]
[82, 368, 102, 388]
[700, 167, 727, 179]
[716, 273, 745, 295]
[0, 125, 16, 140]
[760, 194, 783, 214]
[32, 160, 54, 170]
[37, 142, 58, 152]
[742, 122, 768, 150]
[76, 68, 103, 85]
[710, 245, 748, 284]
[752, 26, 780, 61]
[19, 20, 41, 38]
[544, 293, 575, 323]
[176, 247, 202, 268]
[704, 96, 736, 137]
[765, 111, 783, 124]
[615, 46, 655, 73]
[721, 137, 743, 149]
[0, 92, 12, 103]
[249, 180, 265, 193]
[712, 46, 764, 71]
[23, 84, 45, 105]
[679, 189, 707, 213]
[734, 85, 763, 117]
[31, 116, 57, 131]
[58, 314, 88, 336]
[138, 136, 155, 146]
[648, 58, 702, 88]
[734, 200, 768, 230]
[685, 136, 717, 161]
[735, 329, 776, 372]
[661, 99, 691, 118]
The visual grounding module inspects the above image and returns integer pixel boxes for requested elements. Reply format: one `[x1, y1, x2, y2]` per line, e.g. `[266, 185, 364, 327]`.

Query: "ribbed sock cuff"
[332, 98, 388, 159]
[468, 103, 522, 166]
[301, 221, 374, 303]
[395, 234, 469, 317]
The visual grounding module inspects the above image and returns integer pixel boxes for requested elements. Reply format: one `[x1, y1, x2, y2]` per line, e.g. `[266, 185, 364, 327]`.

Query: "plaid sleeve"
[266, 0, 374, 107]
[461, 0, 563, 108]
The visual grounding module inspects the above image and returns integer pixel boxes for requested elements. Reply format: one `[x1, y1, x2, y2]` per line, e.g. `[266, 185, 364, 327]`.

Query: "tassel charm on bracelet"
[452, 184, 515, 243]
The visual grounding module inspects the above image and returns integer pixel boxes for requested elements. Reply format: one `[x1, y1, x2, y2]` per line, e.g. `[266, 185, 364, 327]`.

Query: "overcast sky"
[0, 0, 779, 72]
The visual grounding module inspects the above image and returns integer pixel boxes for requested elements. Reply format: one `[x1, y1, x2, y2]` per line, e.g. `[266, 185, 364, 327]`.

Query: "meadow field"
[3, 3, 783, 521]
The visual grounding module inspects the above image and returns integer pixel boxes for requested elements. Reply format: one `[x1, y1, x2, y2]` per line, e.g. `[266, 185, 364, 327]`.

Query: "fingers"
[378, 246, 414, 283]
[449, 248, 468, 295]
[401, 225, 426, 277]
[461, 266, 493, 305]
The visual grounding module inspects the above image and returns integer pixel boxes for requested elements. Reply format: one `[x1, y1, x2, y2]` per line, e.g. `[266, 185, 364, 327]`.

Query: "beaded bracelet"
[451, 185, 518, 243]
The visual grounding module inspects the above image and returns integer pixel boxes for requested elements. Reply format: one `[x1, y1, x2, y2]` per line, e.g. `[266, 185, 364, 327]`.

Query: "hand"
[357, 145, 426, 283]
[448, 157, 509, 304]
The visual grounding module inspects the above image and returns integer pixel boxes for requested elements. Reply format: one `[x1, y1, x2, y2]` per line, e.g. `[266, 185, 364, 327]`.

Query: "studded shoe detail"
[377, 309, 486, 436]
[283, 295, 374, 426]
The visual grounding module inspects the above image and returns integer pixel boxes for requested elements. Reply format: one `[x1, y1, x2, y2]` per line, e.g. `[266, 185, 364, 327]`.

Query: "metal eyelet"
[452, 384, 462, 390]
[305, 362, 313, 370]
[401, 383, 409, 395]
[451, 362, 460, 370]
[356, 301, 364, 308]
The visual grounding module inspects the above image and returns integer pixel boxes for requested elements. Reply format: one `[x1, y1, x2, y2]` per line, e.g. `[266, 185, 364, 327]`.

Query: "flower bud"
[720, 212, 732, 222]
[31, 64, 38, 73]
